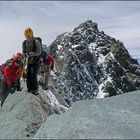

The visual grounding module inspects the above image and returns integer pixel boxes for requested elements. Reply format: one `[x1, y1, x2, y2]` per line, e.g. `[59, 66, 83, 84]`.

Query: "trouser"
[43, 65, 51, 90]
[0, 80, 9, 107]
[38, 64, 51, 90]
[26, 62, 39, 92]
[16, 78, 21, 91]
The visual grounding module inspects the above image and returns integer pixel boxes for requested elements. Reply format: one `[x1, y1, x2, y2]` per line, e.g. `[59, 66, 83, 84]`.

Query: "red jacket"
[43, 55, 54, 68]
[4, 60, 24, 85]
[4, 61, 18, 85]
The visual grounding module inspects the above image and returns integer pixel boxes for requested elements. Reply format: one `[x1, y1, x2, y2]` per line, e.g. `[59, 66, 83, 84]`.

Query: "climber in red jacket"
[43, 54, 54, 70]
[0, 52, 25, 107]
[38, 51, 54, 90]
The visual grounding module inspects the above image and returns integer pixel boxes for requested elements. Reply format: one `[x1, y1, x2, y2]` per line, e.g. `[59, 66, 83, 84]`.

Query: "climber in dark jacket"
[22, 27, 41, 95]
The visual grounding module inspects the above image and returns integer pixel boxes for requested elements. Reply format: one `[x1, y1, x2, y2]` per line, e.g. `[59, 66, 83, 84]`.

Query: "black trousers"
[0, 80, 9, 107]
[16, 78, 21, 91]
[26, 62, 39, 92]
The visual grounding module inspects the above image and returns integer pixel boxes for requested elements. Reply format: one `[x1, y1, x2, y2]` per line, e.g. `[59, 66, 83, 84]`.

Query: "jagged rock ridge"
[49, 20, 140, 105]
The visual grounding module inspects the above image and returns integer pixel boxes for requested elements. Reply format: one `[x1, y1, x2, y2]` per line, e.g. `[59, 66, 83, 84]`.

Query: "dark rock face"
[49, 20, 140, 105]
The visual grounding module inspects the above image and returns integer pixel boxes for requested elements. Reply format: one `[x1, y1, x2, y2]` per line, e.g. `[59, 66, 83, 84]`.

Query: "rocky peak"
[49, 20, 140, 105]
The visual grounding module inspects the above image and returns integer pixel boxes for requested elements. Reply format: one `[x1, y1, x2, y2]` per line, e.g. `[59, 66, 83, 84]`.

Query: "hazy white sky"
[0, 1, 140, 64]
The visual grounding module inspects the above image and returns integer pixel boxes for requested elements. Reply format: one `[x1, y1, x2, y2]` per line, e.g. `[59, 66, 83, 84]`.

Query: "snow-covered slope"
[49, 20, 140, 105]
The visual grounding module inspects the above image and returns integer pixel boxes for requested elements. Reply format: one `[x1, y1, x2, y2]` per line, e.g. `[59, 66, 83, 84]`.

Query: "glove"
[23, 53, 29, 58]
[51, 65, 54, 70]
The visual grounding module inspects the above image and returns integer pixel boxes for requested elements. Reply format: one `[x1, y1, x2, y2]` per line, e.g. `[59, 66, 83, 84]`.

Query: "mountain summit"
[49, 20, 140, 105]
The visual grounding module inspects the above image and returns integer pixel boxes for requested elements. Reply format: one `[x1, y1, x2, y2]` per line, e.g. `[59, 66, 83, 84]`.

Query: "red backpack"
[0, 58, 13, 81]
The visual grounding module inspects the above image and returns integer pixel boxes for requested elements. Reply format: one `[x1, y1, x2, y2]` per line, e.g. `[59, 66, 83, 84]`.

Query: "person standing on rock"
[22, 27, 42, 95]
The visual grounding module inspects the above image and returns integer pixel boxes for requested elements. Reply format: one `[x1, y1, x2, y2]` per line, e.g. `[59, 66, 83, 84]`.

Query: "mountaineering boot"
[31, 90, 39, 95]
[16, 86, 22, 91]
[27, 90, 31, 93]
[44, 87, 48, 90]
[27, 89, 32, 93]
[43, 85, 48, 90]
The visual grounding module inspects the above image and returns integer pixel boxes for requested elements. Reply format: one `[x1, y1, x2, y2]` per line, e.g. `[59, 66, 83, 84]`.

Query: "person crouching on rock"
[0, 52, 24, 107]
[39, 51, 54, 90]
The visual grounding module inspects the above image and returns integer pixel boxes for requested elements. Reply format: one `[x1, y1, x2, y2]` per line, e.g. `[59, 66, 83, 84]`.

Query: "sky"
[0, 1, 140, 64]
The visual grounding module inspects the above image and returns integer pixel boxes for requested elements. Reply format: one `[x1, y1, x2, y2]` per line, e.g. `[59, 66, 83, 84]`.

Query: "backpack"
[0, 58, 13, 81]
[35, 37, 48, 59]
